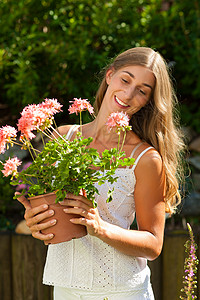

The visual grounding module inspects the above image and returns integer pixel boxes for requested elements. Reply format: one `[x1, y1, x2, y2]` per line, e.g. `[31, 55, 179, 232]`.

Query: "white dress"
[43, 125, 155, 299]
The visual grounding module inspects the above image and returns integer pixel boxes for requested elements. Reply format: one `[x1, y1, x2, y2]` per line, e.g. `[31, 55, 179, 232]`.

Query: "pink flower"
[106, 112, 130, 131]
[190, 245, 195, 254]
[0, 126, 17, 154]
[17, 105, 38, 140]
[2, 157, 22, 177]
[0, 141, 6, 154]
[188, 269, 194, 277]
[0, 125, 17, 140]
[39, 98, 63, 116]
[18, 102, 55, 140]
[68, 98, 94, 115]
[18, 99, 63, 140]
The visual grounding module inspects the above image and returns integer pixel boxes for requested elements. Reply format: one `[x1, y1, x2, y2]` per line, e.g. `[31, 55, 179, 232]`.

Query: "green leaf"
[106, 188, 114, 203]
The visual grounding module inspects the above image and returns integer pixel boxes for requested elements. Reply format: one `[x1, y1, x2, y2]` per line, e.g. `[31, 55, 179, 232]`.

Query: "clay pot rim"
[28, 192, 56, 201]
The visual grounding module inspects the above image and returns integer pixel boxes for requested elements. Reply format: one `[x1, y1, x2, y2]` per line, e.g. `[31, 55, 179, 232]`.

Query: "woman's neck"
[82, 117, 139, 150]
[82, 118, 118, 144]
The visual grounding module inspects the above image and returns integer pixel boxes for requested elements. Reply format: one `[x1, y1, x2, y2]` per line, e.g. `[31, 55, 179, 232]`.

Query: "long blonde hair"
[94, 47, 185, 214]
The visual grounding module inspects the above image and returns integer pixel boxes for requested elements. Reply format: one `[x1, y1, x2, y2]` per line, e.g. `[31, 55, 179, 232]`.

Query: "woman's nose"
[124, 86, 136, 99]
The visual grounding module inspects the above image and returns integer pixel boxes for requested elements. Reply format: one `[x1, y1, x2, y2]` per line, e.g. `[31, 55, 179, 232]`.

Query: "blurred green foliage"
[0, 0, 199, 130]
[0, 164, 16, 230]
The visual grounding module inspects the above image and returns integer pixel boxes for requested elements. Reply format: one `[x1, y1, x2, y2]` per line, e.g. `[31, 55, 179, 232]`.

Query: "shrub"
[0, 0, 198, 130]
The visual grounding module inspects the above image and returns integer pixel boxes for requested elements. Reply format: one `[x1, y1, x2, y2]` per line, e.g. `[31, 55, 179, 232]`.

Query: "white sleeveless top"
[43, 125, 154, 296]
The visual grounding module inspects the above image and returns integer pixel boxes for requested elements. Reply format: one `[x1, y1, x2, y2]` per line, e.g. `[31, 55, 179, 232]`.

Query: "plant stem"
[40, 132, 46, 147]
[27, 139, 38, 159]
[22, 175, 35, 185]
[53, 118, 58, 131]
[80, 111, 82, 135]
[36, 127, 64, 148]
[17, 137, 37, 162]
[12, 140, 41, 153]
[49, 125, 68, 143]
[117, 131, 120, 153]
[23, 173, 38, 177]
[116, 130, 121, 165]
[26, 145, 35, 161]
[45, 127, 57, 140]
[36, 126, 53, 140]
[120, 130, 127, 153]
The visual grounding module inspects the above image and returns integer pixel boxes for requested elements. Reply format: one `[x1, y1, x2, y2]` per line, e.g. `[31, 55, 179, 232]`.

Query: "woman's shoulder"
[135, 143, 163, 177]
[128, 132, 160, 160]
[57, 124, 74, 136]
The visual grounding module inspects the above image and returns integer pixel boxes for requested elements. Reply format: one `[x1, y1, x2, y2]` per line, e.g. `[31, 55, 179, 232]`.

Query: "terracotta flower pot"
[29, 192, 87, 245]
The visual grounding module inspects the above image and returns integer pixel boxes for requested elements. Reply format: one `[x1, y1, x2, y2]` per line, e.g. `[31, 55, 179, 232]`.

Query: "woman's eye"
[139, 89, 146, 95]
[122, 78, 128, 83]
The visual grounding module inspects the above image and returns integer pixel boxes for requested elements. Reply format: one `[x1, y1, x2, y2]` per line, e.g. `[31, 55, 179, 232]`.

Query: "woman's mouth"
[114, 96, 129, 108]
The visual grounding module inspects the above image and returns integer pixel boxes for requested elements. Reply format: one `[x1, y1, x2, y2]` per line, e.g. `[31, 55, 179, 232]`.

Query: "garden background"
[0, 0, 200, 299]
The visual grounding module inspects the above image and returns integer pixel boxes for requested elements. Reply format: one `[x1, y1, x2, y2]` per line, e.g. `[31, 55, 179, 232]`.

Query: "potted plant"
[0, 98, 134, 244]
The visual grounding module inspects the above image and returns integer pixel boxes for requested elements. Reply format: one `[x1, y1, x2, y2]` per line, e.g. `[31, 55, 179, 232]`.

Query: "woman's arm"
[62, 149, 166, 261]
[97, 150, 165, 260]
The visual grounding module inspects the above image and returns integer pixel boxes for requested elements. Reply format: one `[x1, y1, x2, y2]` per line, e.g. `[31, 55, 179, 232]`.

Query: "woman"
[17, 47, 185, 299]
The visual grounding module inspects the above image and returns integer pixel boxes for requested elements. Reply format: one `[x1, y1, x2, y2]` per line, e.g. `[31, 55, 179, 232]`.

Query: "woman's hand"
[15, 192, 57, 242]
[59, 193, 105, 237]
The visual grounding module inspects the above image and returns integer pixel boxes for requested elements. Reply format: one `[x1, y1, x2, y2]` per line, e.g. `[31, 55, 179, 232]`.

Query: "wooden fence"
[0, 230, 199, 300]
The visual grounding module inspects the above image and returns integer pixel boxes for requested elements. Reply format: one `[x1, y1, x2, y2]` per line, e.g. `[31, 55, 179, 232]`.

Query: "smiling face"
[104, 65, 155, 117]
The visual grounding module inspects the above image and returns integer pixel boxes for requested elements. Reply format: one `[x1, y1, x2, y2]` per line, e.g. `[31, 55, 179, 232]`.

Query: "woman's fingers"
[25, 204, 49, 219]
[64, 204, 104, 237]
[14, 193, 56, 242]
[27, 210, 57, 242]
[25, 208, 55, 227]
[32, 231, 54, 241]
[28, 213, 56, 242]
[62, 200, 92, 212]
[16, 193, 55, 227]
[59, 193, 93, 209]
[31, 218, 57, 232]
[63, 207, 92, 218]
[69, 217, 89, 226]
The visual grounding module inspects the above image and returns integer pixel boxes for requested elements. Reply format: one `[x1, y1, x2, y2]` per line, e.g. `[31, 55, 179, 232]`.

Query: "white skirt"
[53, 286, 155, 300]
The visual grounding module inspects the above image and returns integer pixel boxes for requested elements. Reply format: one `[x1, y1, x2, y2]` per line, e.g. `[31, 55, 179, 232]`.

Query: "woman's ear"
[106, 68, 114, 85]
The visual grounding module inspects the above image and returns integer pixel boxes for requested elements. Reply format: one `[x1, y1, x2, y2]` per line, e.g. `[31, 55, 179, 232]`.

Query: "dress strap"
[129, 142, 144, 158]
[125, 142, 144, 169]
[65, 125, 80, 141]
[132, 146, 154, 170]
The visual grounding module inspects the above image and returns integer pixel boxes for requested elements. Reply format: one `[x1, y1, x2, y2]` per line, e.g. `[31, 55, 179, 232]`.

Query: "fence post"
[11, 234, 53, 300]
[162, 230, 188, 300]
[148, 254, 162, 299]
[0, 233, 12, 300]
